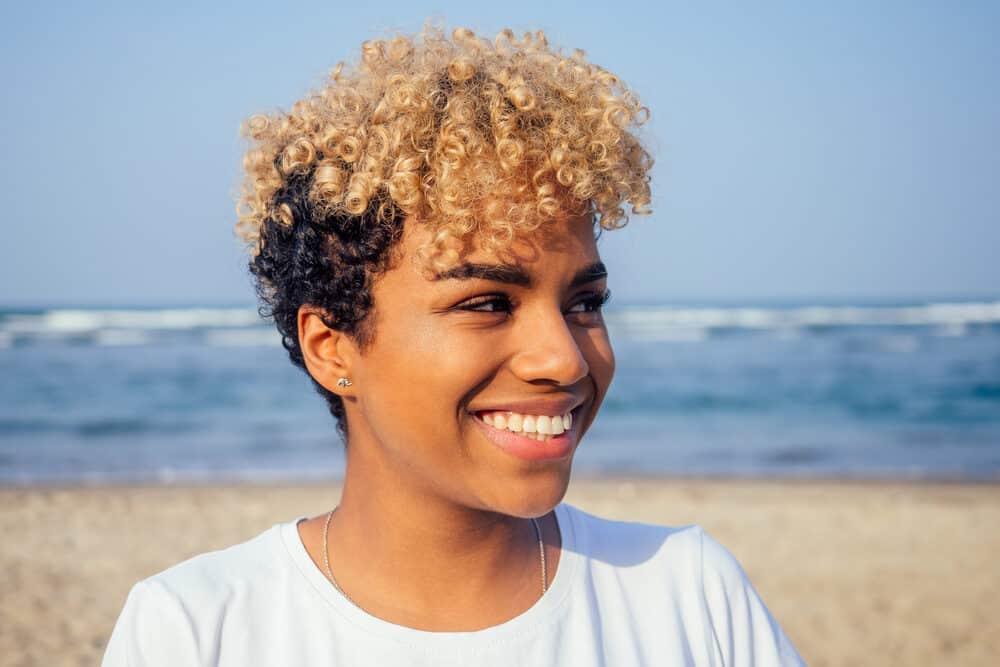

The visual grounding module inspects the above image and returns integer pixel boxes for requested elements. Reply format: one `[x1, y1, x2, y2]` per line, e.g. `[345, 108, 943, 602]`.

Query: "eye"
[454, 294, 514, 314]
[451, 289, 609, 318]
[567, 289, 611, 315]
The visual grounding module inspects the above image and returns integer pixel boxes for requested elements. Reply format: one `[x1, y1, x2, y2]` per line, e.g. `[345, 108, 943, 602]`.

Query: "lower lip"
[472, 413, 577, 462]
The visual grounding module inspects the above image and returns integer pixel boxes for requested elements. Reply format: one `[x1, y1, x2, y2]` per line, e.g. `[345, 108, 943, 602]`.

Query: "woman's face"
[344, 209, 615, 517]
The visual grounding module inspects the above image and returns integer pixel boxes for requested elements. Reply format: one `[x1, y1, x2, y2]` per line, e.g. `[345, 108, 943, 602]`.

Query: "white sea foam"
[94, 329, 152, 347]
[1, 307, 262, 338]
[880, 335, 920, 353]
[3, 301, 998, 345]
[605, 300, 1000, 341]
[205, 328, 282, 347]
[936, 323, 967, 337]
[609, 325, 707, 343]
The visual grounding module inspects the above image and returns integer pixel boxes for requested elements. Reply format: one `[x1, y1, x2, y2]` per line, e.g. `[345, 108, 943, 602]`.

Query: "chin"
[485, 465, 574, 519]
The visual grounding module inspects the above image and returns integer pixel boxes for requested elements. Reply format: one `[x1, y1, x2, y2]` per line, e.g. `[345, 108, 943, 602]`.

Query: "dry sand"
[1, 478, 997, 666]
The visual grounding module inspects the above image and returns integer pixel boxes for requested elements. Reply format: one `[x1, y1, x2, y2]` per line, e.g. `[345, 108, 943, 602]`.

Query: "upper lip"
[469, 396, 586, 417]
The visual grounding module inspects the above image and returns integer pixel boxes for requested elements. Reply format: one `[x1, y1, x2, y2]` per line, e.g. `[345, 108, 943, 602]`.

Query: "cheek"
[362, 318, 495, 432]
[581, 326, 616, 391]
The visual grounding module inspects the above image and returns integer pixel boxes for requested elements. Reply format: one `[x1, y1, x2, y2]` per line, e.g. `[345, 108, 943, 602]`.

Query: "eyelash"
[455, 289, 611, 316]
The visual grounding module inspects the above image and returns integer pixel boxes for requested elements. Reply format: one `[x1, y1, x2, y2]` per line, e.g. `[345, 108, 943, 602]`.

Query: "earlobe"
[297, 306, 356, 395]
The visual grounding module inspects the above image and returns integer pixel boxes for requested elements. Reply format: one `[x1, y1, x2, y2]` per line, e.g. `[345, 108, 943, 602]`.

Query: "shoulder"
[694, 526, 758, 596]
[560, 503, 756, 582]
[558, 504, 805, 666]
[146, 521, 288, 605]
[691, 528, 807, 666]
[102, 521, 297, 667]
[559, 502, 704, 568]
[558, 503, 709, 604]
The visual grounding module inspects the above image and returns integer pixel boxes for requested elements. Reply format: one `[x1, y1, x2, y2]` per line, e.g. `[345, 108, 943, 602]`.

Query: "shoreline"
[4, 471, 999, 490]
[3, 478, 998, 666]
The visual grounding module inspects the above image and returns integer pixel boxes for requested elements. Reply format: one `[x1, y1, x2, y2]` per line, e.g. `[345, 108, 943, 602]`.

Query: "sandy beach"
[2, 478, 997, 666]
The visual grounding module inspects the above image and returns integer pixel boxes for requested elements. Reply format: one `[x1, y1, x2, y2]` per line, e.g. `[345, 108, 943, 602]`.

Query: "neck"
[299, 440, 560, 631]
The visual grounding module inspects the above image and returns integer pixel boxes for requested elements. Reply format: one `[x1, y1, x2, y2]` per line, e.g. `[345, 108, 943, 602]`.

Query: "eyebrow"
[433, 261, 607, 288]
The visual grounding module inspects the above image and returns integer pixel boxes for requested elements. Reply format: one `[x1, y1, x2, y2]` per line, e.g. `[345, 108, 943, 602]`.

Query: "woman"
[104, 26, 804, 666]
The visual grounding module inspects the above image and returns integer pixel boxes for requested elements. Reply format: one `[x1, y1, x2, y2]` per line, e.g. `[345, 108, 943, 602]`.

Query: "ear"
[297, 305, 360, 395]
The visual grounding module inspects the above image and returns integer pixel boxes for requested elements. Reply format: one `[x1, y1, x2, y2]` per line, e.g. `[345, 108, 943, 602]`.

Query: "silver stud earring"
[336, 377, 353, 388]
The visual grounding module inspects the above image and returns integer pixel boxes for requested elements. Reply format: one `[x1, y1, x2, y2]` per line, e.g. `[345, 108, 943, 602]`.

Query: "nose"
[508, 306, 590, 386]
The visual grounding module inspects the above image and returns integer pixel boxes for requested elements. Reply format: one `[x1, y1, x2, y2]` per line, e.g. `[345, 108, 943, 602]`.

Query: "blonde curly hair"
[236, 25, 652, 261]
[236, 25, 653, 434]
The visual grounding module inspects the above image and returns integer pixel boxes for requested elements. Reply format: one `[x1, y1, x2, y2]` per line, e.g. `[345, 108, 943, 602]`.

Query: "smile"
[471, 408, 578, 462]
[478, 410, 574, 442]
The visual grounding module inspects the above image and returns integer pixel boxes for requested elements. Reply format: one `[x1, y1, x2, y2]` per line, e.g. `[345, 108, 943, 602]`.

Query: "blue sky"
[2, 1, 997, 306]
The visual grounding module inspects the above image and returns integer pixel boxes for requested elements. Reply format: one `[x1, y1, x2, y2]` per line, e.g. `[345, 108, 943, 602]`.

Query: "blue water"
[1, 301, 998, 484]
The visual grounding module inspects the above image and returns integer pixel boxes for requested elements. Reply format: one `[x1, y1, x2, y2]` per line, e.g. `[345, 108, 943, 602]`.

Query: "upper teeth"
[481, 411, 572, 434]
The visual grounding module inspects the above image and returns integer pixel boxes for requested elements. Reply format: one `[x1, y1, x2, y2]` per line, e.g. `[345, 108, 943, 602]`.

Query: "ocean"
[1, 300, 998, 484]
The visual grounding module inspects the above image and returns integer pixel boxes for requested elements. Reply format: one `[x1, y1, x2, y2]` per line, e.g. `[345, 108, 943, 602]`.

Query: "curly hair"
[236, 26, 654, 436]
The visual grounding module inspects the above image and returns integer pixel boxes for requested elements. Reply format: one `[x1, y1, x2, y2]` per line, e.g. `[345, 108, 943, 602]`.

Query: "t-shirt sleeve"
[102, 580, 201, 667]
[698, 527, 807, 666]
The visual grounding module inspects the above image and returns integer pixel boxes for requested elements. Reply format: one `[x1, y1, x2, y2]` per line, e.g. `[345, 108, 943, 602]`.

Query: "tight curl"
[237, 26, 653, 435]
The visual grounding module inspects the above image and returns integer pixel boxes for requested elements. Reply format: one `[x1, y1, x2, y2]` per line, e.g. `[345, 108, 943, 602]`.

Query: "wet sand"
[2, 478, 997, 666]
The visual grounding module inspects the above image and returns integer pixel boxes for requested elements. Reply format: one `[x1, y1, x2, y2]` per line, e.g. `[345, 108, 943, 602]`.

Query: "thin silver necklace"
[322, 508, 547, 609]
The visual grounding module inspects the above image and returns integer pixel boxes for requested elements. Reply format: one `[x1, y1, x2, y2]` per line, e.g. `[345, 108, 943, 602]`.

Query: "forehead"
[398, 209, 601, 279]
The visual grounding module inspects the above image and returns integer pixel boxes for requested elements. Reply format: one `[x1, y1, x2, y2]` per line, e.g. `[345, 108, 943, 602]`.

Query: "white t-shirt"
[103, 503, 805, 666]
